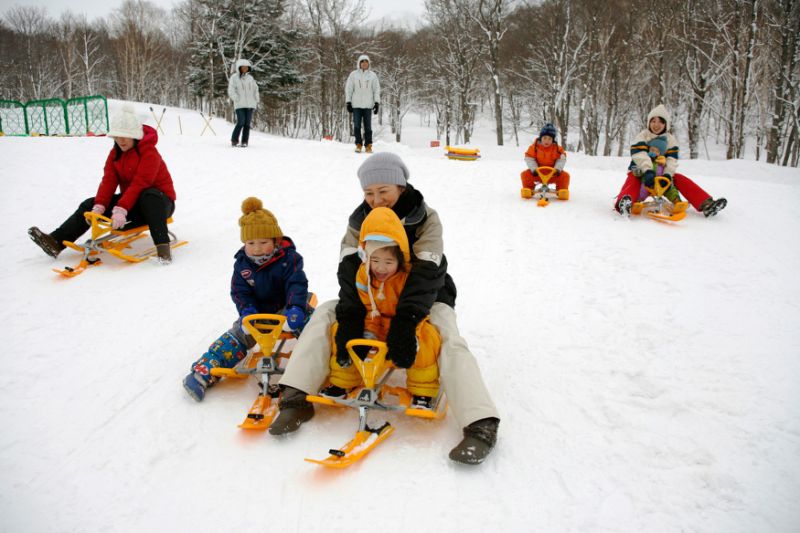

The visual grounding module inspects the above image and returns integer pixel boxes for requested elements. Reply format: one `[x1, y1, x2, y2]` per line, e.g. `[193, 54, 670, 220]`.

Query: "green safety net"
[25, 99, 69, 135]
[0, 100, 28, 135]
[66, 95, 109, 135]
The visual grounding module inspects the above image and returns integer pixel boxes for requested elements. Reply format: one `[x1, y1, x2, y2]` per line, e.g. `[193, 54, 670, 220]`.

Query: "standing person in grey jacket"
[228, 59, 259, 148]
[345, 54, 380, 153]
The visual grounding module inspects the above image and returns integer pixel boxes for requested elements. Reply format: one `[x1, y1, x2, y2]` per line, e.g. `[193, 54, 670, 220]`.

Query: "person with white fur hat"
[228, 58, 260, 147]
[28, 104, 177, 264]
[271, 152, 501, 465]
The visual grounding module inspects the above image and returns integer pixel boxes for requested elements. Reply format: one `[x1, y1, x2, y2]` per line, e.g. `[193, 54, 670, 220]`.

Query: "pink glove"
[111, 206, 128, 230]
[86, 204, 106, 225]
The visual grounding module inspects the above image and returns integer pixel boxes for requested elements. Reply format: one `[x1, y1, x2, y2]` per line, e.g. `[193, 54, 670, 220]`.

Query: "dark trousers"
[51, 188, 176, 246]
[353, 108, 372, 146]
[232, 108, 254, 144]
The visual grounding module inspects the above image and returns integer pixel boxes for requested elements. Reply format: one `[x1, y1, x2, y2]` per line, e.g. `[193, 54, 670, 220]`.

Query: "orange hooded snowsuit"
[328, 207, 441, 397]
[520, 139, 570, 191]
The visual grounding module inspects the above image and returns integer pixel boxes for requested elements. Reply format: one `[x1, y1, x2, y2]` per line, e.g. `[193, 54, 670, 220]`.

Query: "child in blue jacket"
[183, 197, 311, 401]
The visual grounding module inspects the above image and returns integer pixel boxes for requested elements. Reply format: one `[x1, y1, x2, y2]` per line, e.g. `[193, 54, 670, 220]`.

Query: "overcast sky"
[0, 0, 427, 23]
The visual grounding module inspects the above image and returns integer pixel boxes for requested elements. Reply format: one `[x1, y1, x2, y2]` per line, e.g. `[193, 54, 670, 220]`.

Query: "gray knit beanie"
[357, 152, 410, 189]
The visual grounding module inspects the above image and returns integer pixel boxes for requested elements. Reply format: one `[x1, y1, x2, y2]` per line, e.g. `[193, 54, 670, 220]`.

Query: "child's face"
[363, 184, 403, 210]
[649, 117, 666, 135]
[539, 135, 553, 147]
[369, 247, 400, 282]
[245, 238, 276, 258]
[114, 137, 135, 152]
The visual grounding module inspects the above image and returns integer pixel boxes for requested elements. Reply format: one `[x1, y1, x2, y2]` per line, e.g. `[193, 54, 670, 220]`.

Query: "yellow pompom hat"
[239, 197, 282, 242]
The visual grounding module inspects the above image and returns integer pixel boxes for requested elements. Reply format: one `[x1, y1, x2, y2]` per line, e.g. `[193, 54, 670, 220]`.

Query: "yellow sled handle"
[83, 212, 114, 240]
[346, 339, 389, 389]
[242, 314, 287, 352]
[646, 175, 673, 198]
[535, 166, 557, 185]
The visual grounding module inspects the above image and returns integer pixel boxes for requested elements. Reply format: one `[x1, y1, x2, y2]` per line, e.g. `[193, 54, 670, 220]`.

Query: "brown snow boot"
[355, 144, 363, 153]
[28, 226, 63, 258]
[269, 386, 314, 435]
[365, 144, 373, 153]
[155, 243, 172, 265]
[449, 417, 499, 465]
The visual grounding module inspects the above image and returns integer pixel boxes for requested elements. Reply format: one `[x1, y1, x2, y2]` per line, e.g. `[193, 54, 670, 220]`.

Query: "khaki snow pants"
[279, 300, 499, 428]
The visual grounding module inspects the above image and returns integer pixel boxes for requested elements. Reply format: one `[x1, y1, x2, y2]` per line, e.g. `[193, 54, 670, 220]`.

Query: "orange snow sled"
[209, 294, 318, 431]
[304, 339, 447, 468]
[632, 175, 688, 223]
[53, 212, 187, 277]
[520, 166, 567, 206]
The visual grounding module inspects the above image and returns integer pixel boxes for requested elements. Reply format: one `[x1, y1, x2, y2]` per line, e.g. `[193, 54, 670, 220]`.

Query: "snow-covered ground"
[1, 101, 799, 533]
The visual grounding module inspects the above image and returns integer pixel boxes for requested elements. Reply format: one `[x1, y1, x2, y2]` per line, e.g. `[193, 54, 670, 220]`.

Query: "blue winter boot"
[185, 331, 247, 401]
[183, 372, 208, 402]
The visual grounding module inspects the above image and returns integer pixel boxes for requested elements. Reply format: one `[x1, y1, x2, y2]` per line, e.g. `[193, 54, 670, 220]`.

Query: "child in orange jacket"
[323, 207, 441, 407]
[520, 123, 570, 200]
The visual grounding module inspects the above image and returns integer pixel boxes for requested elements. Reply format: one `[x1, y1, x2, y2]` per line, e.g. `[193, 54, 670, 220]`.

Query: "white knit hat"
[108, 104, 144, 140]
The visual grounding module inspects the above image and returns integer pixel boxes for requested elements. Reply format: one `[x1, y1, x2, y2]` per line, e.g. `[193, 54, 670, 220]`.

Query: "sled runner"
[520, 166, 562, 207]
[305, 339, 447, 468]
[53, 212, 187, 277]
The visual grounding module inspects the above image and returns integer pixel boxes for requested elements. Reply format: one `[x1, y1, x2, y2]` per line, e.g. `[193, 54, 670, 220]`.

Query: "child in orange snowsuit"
[520, 123, 570, 200]
[326, 207, 441, 405]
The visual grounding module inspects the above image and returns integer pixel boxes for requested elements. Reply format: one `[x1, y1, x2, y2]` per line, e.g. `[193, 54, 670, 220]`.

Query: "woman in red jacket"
[28, 104, 177, 264]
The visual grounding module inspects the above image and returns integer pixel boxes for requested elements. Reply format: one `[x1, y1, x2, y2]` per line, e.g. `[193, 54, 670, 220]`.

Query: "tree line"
[1, 0, 798, 166]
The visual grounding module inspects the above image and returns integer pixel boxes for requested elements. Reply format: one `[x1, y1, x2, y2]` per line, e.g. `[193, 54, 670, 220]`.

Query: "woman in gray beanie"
[271, 152, 500, 465]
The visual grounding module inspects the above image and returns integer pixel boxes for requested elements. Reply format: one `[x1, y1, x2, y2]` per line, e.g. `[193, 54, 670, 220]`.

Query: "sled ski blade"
[238, 395, 278, 430]
[305, 425, 394, 468]
[106, 239, 187, 263]
[53, 256, 102, 277]
[646, 210, 686, 223]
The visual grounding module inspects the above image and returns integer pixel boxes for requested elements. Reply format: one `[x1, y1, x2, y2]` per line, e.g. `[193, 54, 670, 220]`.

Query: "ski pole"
[149, 106, 165, 135]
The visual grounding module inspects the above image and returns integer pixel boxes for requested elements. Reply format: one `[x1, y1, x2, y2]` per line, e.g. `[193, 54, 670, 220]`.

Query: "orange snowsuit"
[520, 139, 570, 191]
[328, 207, 441, 397]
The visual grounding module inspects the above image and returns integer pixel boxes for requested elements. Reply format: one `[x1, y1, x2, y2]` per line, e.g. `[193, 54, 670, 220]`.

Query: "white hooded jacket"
[630, 104, 680, 177]
[345, 54, 381, 109]
[228, 59, 260, 110]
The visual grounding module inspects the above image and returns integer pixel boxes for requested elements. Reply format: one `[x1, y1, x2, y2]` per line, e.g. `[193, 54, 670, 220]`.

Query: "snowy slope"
[1, 101, 799, 533]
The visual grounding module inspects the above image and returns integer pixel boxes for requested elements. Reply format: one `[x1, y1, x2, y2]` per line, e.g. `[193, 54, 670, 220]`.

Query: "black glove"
[642, 170, 656, 189]
[663, 172, 672, 180]
[346, 102, 353, 113]
[385, 316, 418, 369]
[372, 102, 379, 115]
[335, 318, 362, 368]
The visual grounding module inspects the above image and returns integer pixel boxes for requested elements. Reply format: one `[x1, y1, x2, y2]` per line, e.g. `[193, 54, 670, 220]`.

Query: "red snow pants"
[520, 169, 570, 190]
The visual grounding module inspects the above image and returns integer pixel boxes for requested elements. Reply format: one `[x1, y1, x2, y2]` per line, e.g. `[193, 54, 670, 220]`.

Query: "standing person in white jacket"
[228, 59, 259, 148]
[345, 54, 380, 153]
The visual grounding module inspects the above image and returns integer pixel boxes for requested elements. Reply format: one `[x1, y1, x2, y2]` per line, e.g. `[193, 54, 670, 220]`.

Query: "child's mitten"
[386, 316, 419, 369]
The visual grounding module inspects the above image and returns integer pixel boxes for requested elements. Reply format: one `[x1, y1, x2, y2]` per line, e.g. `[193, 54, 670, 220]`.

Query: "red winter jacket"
[95, 125, 176, 212]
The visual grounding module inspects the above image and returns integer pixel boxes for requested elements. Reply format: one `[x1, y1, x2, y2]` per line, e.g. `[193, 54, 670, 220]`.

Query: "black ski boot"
[28, 227, 63, 258]
[700, 197, 727, 217]
[616, 195, 632, 217]
[449, 417, 499, 465]
[268, 386, 314, 435]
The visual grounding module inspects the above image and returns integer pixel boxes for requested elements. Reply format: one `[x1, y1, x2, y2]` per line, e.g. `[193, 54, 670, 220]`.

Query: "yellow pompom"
[241, 197, 263, 215]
